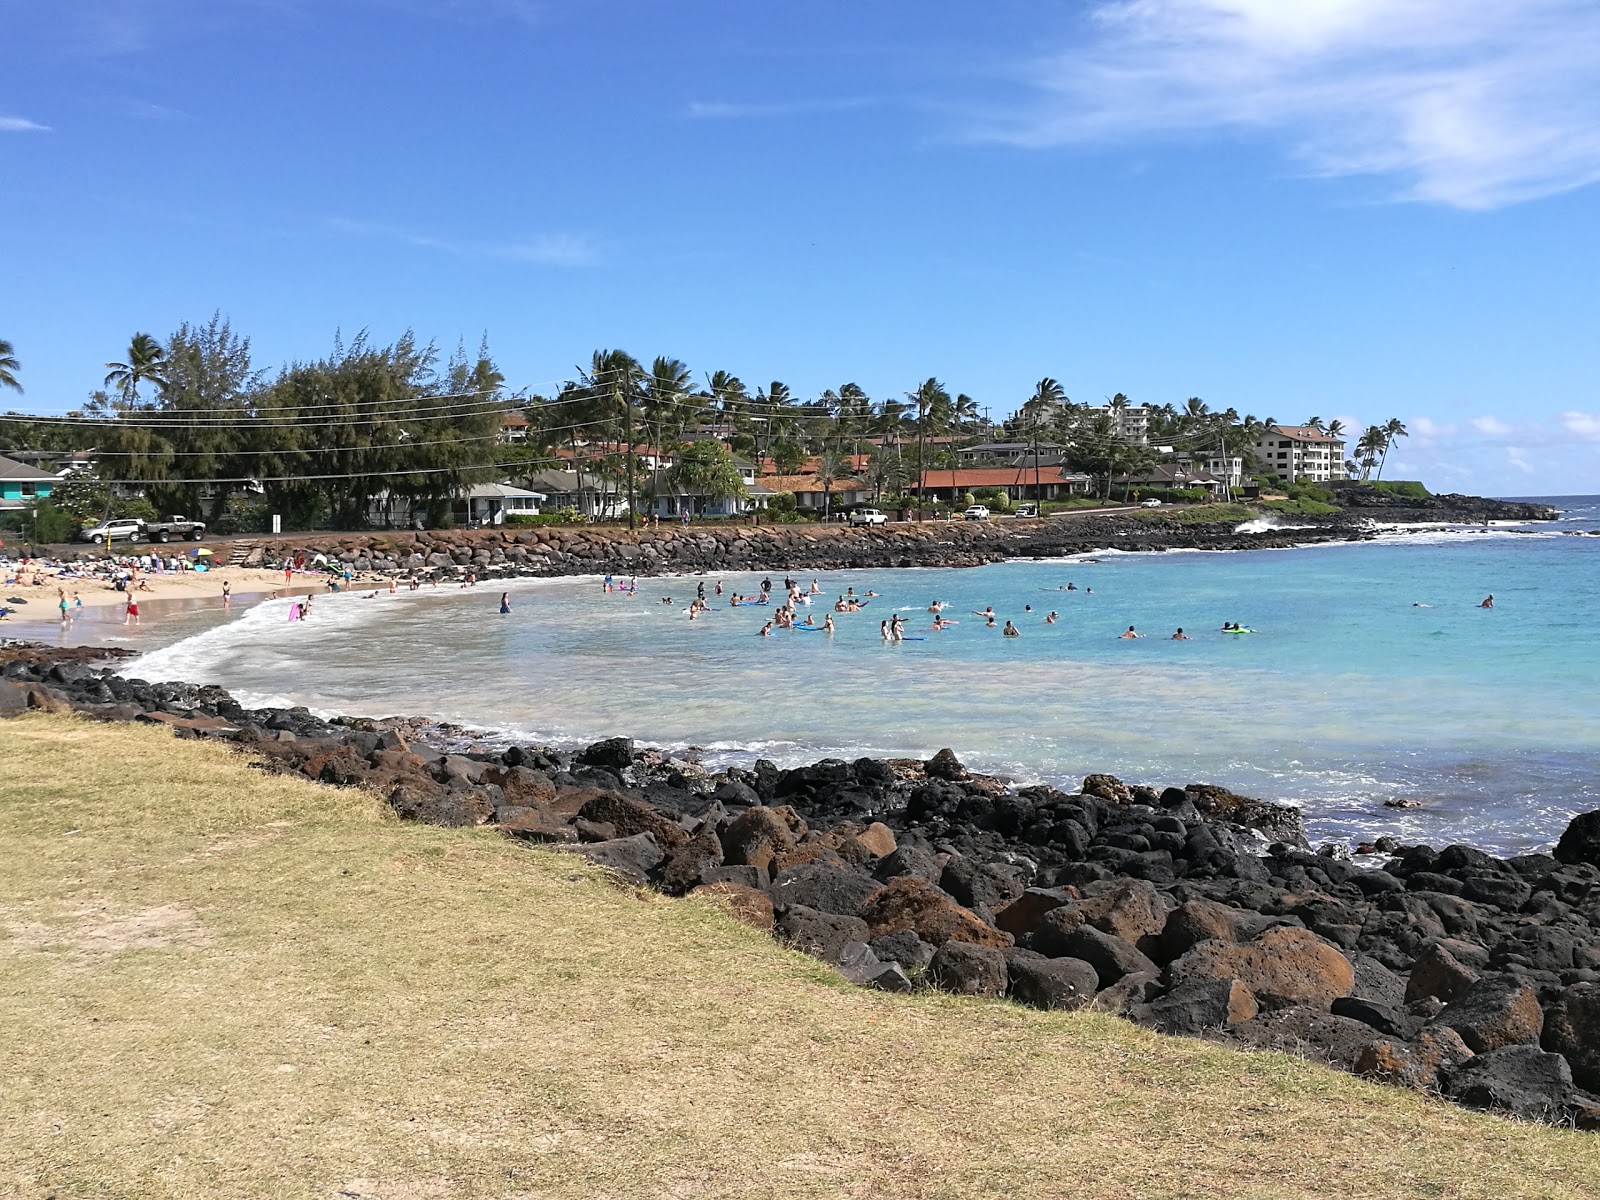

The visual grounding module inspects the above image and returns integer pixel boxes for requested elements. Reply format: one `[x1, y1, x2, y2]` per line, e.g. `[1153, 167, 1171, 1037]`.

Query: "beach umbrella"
[187, 547, 215, 556]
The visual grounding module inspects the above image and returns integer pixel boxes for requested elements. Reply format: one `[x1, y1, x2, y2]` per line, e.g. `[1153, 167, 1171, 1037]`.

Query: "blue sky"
[3, 0, 1598, 493]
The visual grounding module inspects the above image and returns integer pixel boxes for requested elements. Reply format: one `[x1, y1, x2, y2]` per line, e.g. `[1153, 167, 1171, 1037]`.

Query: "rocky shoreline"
[33, 491, 1560, 581]
[5, 639, 1599, 1129]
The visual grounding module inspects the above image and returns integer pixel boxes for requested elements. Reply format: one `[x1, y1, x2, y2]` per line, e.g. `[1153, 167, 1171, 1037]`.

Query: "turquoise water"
[131, 499, 1600, 855]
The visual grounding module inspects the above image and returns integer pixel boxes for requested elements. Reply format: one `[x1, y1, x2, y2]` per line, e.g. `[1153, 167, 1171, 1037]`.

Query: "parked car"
[82, 518, 146, 544]
[963, 505, 990, 521]
[145, 515, 208, 542]
[1012, 503, 1039, 518]
[1140, 499, 1162, 508]
[849, 508, 888, 526]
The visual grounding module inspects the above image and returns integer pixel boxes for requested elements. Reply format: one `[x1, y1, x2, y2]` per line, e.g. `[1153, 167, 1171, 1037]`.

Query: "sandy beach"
[2, 564, 329, 611]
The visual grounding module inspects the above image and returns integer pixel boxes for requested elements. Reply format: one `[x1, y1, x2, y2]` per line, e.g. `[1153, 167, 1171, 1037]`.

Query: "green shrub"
[1134, 502, 1256, 525]
[506, 510, 583, 527]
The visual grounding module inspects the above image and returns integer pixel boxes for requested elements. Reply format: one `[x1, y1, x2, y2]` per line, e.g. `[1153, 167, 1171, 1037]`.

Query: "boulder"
[1404, 942, 1481, 1005]
[1329, 997, 1422, 1040]
[939, 857, 1025, 910]
[1090, 971, 1162, 1015]
[579, 736, 636, 770]
[1354, 1026, 1474, 1090]
[873, 845, 942, 884]
[925, 747, 969, 781]
[1164, 927, 1353, 1012]
[869, 930, 935, 972]
[388, 781, 494, 827]
[720, 806, 797, 874]
[576, 792, 688, 852]
[1554, 809, 1600, 868]
[859, 876, 1012, 949]
[1442, 1045, 1577, 1121]
[856, 822, 898, 859]
[562, 833, 664, 883]
[656, 829, 726, 895]
[1044, 925, 1159, 988]
[836, 941, 887, 987]
[1030, 881, 1168, 956]
[994, 886, 1078, 937]
[1131, 978, 1258, 1035]
[1541, 983, 1600, 1092]
[1225, 1007, 1385, 1072]
[689, 882, 775, 931]
[1431, 976, 1544, 1054]
[768, 863, 884, 918]
[928, 941, 1009, 997]
[1005, 949, 1099, 1011]
[776, 905, 870, 964]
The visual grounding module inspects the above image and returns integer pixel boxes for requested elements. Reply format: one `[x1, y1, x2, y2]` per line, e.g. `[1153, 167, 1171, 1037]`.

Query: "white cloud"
[1559, 411, 1600, 441]
[1409, 415, 1457, 440]
[981, 0, 1600, 209]
[1469, 415, 1513, 436]
[329, 219, 598, 267]
[0, 116, 50, 133]
[1506, 446, 1533, 473]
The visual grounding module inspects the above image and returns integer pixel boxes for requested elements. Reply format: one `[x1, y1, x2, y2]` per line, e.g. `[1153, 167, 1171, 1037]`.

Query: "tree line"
[0, 327, 1414, 532]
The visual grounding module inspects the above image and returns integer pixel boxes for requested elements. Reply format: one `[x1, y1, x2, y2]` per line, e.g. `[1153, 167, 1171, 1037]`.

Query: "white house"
[1253, 425, 1347, 483]
[366, 482, 545, 529]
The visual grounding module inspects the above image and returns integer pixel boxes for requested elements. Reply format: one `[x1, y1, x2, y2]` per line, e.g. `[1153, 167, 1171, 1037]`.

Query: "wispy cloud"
[329, 218, 599, 267]
[1506, 446, 1533, 473]
[688, 98, 877, 120]
[1559, 411, 1600, 441]
[975, 0, 1600, 209]
[1469, 415, 1514, 436]
[0, 116, 51, 133]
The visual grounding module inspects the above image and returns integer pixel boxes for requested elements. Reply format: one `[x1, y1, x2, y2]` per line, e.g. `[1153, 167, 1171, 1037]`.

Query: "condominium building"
[1252, 425, 1347, 483]
[1080, 404, 1152, 444]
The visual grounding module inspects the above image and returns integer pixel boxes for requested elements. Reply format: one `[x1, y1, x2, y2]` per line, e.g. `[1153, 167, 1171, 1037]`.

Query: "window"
[20, 484, 36, 498]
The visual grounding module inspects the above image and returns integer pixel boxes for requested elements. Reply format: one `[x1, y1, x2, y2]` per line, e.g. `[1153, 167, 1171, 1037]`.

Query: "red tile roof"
[1270, 425, 1343, 443]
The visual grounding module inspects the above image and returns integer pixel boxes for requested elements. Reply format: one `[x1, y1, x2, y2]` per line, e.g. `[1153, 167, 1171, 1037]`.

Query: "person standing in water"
[499, 592, 511, 614]
[124, 596, 140, 626]
[1172, 628, 1190, 640]
[1002, 620, 1020, 637]
[1480, 594, 1495, 608]
[1120, 626, 1142, 639]
[222, 580, 232, 607]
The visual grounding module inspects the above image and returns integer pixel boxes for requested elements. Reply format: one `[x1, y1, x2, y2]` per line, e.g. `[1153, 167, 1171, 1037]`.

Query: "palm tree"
[0, 338, 21, 394]
[814, 445, 848, 519]
[906, 377, 950, 519]
[579, 349, 644, 525]
[1356, 425, 1387, 481]
[1305, 416, 1326, 432]
[103, 332, 168, 408]
[644, 356, 693, 505]
[1376, 418, 1408, 481]
[1326, 419, 1345, 439]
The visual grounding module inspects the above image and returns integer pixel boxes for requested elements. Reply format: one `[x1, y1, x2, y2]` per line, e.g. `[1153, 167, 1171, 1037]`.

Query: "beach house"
[0, 454, 58, 513]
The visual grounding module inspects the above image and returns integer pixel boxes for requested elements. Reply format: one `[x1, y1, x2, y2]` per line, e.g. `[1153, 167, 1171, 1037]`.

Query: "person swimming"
[984, 613, 997, 627]
[1002, 620, 1020, 637]
[1120, 625, 1142, 639]
[1172, 627, 1189, 640]
[972, 606, 995, 619]
[880, 619, 890, 641]
[1480, 594, 1495, 608]
[932, 615, 951, 631]
[1024, 604, 1032, 612]
[1045, 611, 1058, 624]
[928, 600, 944, 613]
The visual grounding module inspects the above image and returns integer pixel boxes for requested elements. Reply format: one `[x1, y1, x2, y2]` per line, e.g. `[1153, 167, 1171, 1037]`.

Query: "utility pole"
[1032, 419, 1041, 509]
[621, 378, 636, 530]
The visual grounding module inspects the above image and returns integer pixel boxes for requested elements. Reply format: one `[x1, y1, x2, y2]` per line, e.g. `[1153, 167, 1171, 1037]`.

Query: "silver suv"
[83, 518, 145, 544]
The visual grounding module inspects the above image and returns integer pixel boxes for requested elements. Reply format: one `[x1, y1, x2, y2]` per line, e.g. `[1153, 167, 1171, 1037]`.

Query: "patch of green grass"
[3, 714, 1598, 1199]
[1262, 498, 1341, 516]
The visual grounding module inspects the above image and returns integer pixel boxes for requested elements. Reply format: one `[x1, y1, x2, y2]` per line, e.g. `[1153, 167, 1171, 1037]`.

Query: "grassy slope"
[2, 717, 1598, 1200]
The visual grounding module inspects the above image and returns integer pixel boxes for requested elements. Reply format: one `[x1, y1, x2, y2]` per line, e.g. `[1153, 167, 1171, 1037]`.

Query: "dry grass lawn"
[3, 715, 1599, 1199]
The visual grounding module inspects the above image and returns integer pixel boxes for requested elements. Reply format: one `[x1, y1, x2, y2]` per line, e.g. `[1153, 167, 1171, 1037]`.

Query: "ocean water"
[129, 498, 1600, 856]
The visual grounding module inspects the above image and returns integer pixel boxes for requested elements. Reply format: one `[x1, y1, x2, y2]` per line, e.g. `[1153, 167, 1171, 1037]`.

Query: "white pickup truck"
[849, 508, 888, 526]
